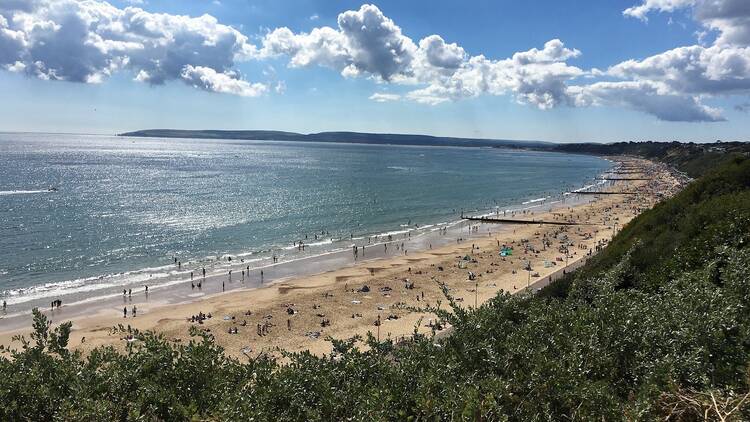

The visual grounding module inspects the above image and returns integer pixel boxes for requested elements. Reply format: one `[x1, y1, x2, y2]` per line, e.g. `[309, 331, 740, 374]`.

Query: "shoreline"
[0, 161, 609, 328]
[0, 178, 605, 315]
[0, 156, 682, 358]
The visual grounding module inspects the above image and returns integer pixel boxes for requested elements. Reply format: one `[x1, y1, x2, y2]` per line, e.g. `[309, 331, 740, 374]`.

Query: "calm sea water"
[0, 133, 610, 309]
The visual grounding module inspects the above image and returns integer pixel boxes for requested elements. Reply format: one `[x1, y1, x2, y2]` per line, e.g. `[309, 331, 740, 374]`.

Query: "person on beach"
[123, 307, 127, 318]
[222, 281, 225, 291]
[144, 285, 148, 293]
[190, 272, 193, 281]
[202, 267, 206, 278]
[128, 289, 131, 297]
[2, 300, 5, 311]
[132, 306, 137, 317]
[260, 270, 264, 282]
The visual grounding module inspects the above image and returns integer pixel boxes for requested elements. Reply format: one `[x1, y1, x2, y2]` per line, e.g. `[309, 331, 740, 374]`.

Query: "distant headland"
[117, 129, 552, 149]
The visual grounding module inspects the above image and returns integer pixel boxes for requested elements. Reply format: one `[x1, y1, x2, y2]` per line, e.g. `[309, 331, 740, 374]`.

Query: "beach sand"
[0, 157, 683, 359]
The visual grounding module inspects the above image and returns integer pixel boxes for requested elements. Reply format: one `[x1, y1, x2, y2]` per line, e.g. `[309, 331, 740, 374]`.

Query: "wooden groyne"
[601, 177, 651, 181]
[574, 191, 639, 195]
[464, 216, 587, 226]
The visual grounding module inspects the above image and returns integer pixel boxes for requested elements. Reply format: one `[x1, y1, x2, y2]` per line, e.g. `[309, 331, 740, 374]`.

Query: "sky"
[0, 0, 749, 143]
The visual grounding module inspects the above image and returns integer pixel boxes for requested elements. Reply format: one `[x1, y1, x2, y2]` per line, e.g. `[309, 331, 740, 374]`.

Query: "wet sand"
[0, 157, 683, 358]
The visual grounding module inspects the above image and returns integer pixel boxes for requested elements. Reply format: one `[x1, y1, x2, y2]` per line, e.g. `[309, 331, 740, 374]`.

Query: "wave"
[572, 184, 596, 193]
[0, 189, 51, 196]
[522, 197, 548, 205]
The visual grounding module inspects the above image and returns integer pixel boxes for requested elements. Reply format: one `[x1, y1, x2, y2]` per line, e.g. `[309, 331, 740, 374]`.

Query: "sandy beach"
[0, 157, 683, 359]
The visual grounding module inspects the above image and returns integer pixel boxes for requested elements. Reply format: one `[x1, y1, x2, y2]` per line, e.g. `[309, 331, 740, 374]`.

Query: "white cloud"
[369, 92, 400, 102]
[261, 6, 585, 111]
[624, 0, 750, 46]
[409, 34, 466, 84]
[511, 39, 581, 64]
[608, 44, 750, 95]
[0, 0, 263, 95]
[261, 26, 350, 70]
[261, 4, 416, 81]
[611, 0, 750, 120]
[623, 0, 694, 21]
[403, 40, 585, 109]
[2, 0, 749, 122]
[569, 80, 724, 122]
[309, 14, 319, 21]
[417, 35, 464, 69]
[181, 65, 267, 96]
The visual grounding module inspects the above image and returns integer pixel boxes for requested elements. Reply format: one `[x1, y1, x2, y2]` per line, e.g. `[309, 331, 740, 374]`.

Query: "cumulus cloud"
[409, 34, 466, 84]
[404, 40, 585, 109]
[232, 1, 749, 122]
[181, 65, 266, 96]
[417, 35, 464, 70]
[623, 0, 694, 21]
[608, 44, 750, 95]
[261, 4, 415, 81]
[261, 6, 585, 111]
[2, 0, 749, 122]
[256, 3, 741, 121]
[369, 92, 400, 102]
[261, 26, 349, 70]
[624, 0, 750, 46]
[0, 0, 264, 94]
[569, 81, 724, 122]
[611, 0, 750, 120]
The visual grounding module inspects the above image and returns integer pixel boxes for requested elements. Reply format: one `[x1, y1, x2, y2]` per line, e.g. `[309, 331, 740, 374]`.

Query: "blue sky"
[1, 0, 749, 142]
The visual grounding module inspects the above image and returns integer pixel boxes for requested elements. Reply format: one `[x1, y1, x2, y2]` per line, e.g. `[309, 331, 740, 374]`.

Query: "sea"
[0, 133, 611, 321]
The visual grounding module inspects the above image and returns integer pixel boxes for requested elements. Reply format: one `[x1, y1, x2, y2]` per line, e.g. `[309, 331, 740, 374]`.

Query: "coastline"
[0, 140, 610, 319]
[0, 156, 682, 358]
